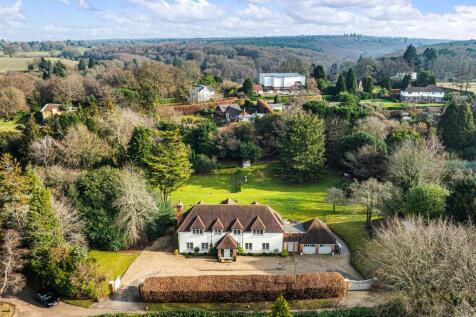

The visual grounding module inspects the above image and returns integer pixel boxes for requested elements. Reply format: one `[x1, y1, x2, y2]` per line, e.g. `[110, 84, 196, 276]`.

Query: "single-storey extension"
[401, 85, 445, 103]
[259, 73, 305, 91]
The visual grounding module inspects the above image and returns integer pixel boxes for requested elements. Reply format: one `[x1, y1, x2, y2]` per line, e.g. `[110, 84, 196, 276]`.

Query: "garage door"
[319, 245, 332, 255]
[303, 245, 316, 254]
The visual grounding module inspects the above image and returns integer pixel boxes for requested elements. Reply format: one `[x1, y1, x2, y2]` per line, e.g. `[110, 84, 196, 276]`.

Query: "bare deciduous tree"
[62, 124, 112, 168]
[325, 187, 345, 213]
[344, 144, 387, 180]
[0, 86, 28, 120]
[114, 167, 158, 247]
[363, 217, 476, 317]
[350, 178, 393, 228]
[51, 74, 86, 105]
[29, 136, 62, 167]
[387, 136, 446, 191]
[51, 196, 87, 247]
[0, 230, 26, 295]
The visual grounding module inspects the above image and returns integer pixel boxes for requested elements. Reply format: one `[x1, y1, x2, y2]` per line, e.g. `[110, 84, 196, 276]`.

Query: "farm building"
[259, 73, 305, 91]
[401, 85, 445, 103]
[176, 200, 339, 262]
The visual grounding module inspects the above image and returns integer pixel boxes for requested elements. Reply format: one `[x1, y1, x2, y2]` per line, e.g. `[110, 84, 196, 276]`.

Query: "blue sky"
[1, 0, 475, 41]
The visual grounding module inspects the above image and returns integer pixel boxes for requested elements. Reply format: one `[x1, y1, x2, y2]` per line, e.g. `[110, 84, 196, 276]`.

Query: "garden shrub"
[139, 273, 347, 303]
[192, 153, 217, 173]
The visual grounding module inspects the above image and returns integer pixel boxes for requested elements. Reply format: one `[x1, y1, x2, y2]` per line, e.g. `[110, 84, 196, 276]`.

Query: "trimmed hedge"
[139, 273, 347, 303]
[93, 307, 375, 317]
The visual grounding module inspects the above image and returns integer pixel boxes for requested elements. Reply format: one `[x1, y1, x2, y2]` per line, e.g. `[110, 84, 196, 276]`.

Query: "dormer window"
[213, 229, 223, 234]
[233, 229, 241, 235]
[253, 229, 264, 235]
[192, 229, 203, 235]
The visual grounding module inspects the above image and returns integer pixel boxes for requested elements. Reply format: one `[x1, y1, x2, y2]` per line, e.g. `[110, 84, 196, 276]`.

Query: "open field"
[171, 162, 367, 253]
[439, 82, 476, 94]
[0, 120, 22, 133]
[0, 57, 78, 73]
[361, 98, 445, 109]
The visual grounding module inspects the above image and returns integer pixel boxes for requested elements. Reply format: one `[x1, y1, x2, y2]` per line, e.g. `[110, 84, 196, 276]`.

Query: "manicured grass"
[148, 298, 334, 312]
[0, 120, 21, 133]
[88, 250, 140, 296]
[172, 162, 368, 253]
[0, 57, 78, 73]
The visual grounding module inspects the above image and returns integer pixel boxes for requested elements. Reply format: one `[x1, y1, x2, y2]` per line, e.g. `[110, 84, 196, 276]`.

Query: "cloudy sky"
[1, 0, 475, 41]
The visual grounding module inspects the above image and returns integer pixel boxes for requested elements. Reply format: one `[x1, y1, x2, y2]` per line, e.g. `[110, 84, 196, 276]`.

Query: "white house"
[189, 85, 215, 103]
[401, 85, 445, 103]
[392, 72, 417, 81]
[176, 199, 338, 261]
[259, 73, 305, 91]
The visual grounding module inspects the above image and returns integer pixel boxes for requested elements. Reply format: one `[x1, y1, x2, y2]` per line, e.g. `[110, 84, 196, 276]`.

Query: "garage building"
[284, 219, 338, 255]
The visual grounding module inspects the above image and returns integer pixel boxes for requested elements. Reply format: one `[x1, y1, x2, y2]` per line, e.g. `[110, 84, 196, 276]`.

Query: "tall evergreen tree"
[146, 130, 192, 201]
[312, 64, 326, 80]
[277, 112, 326, 183]
[128, 127, 153, 167]
[438, 100, 474, 150]
[362, 76, 374, 94]
[78, 59, 87, 71]
[403, 44, 419, 68]
[335, 73, 347, 95]
[345, 68, 358, 93]
[242, 78, 254, 96]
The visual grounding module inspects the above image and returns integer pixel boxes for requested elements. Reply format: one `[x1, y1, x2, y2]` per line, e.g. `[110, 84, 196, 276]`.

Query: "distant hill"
[387, 40, 476, 81]
[85, 35, 448, 63]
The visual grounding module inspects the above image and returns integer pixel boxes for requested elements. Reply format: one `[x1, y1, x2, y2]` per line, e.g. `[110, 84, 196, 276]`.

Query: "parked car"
[35, 291, 60, 308]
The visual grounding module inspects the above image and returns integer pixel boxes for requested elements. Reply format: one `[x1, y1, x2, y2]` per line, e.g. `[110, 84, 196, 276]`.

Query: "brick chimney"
[176, 201, 184, 226]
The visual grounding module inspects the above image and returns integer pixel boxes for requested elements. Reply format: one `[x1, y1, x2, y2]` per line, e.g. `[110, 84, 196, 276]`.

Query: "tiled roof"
[403, 85, 444, 93]
[177, 203, 284, 233]
[189, 215, 206, 230]
[212, 218, 225, 230]
[250, 216, 266, 230]
[221, 198, 237, 205]
[40, 103, 61, 113]
[216, 233, 238, 249]
[300, 219, 337, 245]
[230, 218, 244, 230]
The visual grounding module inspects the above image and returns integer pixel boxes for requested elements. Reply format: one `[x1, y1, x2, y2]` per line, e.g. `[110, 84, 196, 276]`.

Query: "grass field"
[439, 82, 476, 94]
[148, 298, 333, 312]
[361, 98, 444, 109]
[0, 57, 78, 73]
[171, 162, 367, 253]
[0, 120, 22, 133]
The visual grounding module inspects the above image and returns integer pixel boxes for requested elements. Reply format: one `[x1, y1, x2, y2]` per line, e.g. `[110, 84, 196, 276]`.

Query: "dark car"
[35, 291, 60, 308]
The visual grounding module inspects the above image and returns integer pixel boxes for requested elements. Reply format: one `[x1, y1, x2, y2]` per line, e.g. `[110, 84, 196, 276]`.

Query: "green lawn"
[0, 57, 78, 73]
[361, 98, 445, 110]
[148, 298, 333, 312]
[89, 250, 140, 289]
[0, 120, 21, 133]
[171, 163, 367, 253]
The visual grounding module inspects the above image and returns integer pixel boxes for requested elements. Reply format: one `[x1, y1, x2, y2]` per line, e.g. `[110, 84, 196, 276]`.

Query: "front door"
[224, 249, 231, 258]
[287, 242, 294, 252]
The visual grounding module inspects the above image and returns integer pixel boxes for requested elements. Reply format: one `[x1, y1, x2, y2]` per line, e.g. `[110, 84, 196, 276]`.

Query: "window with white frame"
[262, 243, 270, 251]
[245, 243, 253, 250]
[252, 229, 264, 235]
[201, 243, 209, 250]
[213, 229, 222, 234]
[186, 242, 194, 250]
[192, 229, 203, 235]
[233, 229, 241, 235]
[303, 244, 315, 247]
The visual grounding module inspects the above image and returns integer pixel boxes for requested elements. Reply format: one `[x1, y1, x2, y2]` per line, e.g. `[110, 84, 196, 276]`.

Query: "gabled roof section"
[211, 218, 225, 230]
[300, 218, 337, 245]
[221, 198, 237, 205]
[251, 201, 260, 205]
[177, 204, 284, 233]
[189, 215, 206, 230]
[230, 218, 244, 230]
[216, 233, 238, 250]
[196, 200, 206, 205]
[250, 216, 266, 231]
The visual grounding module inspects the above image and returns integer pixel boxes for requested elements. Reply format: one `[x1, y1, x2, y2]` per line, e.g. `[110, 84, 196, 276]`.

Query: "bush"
[139, 273, 347, 303]
[192, 153, 217, 173]
[281, 250, 289, 257]
[239, 142, 262, 162]
[405, 184, 449, 218]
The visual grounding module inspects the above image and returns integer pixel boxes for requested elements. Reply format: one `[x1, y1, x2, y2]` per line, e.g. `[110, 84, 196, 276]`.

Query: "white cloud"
[127, 0, 225, 22]
[0, 0, 25, 26]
